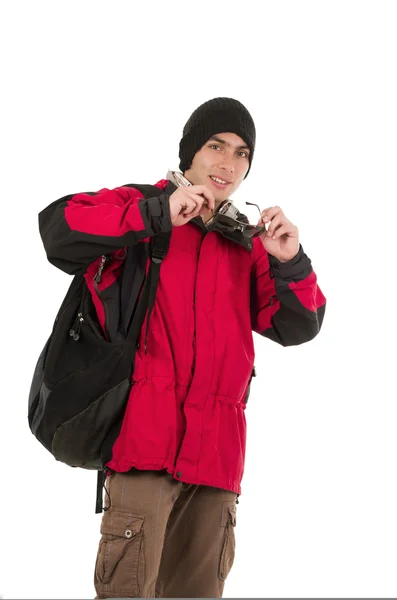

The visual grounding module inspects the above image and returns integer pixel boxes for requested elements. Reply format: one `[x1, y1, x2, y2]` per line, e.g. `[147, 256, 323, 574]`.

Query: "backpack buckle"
[151, 242, 166, 264]
[151, 248, 166, 264]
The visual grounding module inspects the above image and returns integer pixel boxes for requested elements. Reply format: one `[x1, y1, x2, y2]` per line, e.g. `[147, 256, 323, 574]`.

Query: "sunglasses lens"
[243, 225, 266, 238]
[213, 214, 266, 239]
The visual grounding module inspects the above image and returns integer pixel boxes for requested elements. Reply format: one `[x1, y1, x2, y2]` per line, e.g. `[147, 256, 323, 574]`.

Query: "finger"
[267, 214, 285, 237]
[261, 205, 283, 223]
[187, 192, 204, 206]
[180, 196, 204, 218]
[189, 185, 216, 210]
[181, 199, 198, 215]
[199, 203, 210, 216]
[182, 197, 204, 218]
[185, 190, 212, 209]
[272, 223, 297, 240]
[187, 203, 205, 218]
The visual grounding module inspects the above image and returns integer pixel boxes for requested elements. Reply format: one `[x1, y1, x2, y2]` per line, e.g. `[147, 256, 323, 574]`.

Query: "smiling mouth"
[209, 175, 231, 185]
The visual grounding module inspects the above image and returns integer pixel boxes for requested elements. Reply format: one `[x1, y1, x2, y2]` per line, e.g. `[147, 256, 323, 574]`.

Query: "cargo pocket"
[94, 509, 145, 597]
[219, 503, 237, 581]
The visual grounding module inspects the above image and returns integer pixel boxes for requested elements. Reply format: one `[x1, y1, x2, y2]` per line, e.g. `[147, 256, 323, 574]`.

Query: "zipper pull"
[74, 314, 84, 340]
[94, 255, 107, 284]
[69, 312, 84, 341]
[69, 315, 79, 338]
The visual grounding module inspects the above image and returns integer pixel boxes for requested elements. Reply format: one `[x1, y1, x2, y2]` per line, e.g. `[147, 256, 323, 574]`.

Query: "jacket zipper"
[93, 254, 111, 340]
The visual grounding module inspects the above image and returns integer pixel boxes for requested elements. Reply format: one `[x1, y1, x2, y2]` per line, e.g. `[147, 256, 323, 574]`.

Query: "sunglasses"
[209, 201, 267, 239]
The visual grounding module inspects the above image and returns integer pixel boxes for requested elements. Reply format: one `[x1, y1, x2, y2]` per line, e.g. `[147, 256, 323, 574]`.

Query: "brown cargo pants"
[93, 469, 238, 598]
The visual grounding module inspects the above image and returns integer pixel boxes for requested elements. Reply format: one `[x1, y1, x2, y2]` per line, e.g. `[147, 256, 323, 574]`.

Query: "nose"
[217, 160, 235, 174]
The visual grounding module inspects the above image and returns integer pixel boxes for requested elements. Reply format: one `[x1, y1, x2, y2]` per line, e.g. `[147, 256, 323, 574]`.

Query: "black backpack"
[28, 184, 172, 512]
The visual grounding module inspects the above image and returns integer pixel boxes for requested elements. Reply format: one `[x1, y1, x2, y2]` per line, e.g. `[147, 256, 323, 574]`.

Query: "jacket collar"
[164, 180, 253, 252]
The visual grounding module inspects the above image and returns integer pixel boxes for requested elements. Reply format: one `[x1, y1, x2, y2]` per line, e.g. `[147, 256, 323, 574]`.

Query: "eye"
[209, 144, 221, 150]
[238, 151, 249, 158]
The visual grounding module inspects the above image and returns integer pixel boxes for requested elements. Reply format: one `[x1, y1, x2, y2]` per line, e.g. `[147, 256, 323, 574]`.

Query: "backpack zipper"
[70, 255, 111, 341]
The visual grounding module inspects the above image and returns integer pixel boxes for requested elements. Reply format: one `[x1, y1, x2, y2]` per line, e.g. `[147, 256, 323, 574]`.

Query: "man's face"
[184, 132, 250, 204]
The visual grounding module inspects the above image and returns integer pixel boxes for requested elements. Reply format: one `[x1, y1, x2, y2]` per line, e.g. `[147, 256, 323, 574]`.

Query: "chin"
[217, 187, 233, 200]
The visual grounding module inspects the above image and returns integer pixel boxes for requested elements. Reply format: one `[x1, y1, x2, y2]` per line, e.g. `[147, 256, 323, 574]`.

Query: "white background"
[1, 1, 396, 598]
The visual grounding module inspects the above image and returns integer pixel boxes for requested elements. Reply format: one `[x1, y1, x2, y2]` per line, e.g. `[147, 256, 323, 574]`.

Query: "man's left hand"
[257, 206, 300, 262]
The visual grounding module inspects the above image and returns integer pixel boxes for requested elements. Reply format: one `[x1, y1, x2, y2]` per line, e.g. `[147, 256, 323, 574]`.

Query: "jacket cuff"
[143, 194, 173, 235]
[268, 244, 313, 281]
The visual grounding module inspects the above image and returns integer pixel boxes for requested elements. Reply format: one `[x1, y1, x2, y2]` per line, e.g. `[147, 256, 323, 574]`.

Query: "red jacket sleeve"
[250, 240, 326, 346]
[38, 184, 173, 274]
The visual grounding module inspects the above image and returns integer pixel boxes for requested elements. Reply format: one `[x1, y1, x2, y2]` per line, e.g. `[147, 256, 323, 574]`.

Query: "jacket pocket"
[219, 504, 237, 581]
[95, 509, 145, 597]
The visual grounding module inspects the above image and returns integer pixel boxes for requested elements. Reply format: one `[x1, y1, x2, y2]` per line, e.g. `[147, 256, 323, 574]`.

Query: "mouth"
[209, 175, 232, 189]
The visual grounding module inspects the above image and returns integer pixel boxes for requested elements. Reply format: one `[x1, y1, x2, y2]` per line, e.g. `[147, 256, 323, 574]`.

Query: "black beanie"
[179, 97, 256, 179]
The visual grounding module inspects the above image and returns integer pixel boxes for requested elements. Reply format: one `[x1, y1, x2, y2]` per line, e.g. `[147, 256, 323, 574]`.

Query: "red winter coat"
[39, 178, 326, 495]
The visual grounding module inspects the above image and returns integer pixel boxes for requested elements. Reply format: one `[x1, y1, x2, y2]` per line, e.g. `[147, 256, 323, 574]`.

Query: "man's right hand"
[169, 185, 215, 227]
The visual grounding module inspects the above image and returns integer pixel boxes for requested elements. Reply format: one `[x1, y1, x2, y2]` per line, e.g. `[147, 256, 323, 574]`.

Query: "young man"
[39, 97, 326, 598]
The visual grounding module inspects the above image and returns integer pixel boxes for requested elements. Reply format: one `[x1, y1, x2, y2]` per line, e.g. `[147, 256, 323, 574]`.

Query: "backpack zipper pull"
[69, 313, 84, 341]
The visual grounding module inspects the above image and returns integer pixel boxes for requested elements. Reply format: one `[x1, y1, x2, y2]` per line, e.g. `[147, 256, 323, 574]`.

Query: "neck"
[201, 207, 214, 224]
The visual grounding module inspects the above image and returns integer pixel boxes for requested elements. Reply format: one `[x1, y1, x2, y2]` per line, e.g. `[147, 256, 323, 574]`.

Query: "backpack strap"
[96, 184, 172, 514]
[121, 183, 173, 354]
[126, 231, 171, 354]
[96, 469, 107, 513]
